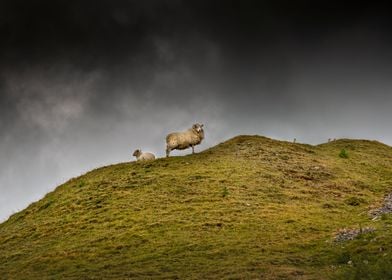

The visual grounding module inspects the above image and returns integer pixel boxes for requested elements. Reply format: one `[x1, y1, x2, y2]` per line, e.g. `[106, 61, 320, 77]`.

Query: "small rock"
[334, 227, 375, 242]
[369, 192, 392, 217]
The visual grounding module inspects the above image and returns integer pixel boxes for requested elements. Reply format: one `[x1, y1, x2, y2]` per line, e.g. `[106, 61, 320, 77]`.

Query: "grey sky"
[1, 0, 392, 221]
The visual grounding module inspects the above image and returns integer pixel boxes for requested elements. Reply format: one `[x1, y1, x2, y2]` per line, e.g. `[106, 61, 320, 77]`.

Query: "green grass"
[1, 135, 392, 279]
[339, 149, 349, 159]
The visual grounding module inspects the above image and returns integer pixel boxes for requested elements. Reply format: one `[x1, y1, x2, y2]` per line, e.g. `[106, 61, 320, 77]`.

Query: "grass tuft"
[339, 149, 349, 158]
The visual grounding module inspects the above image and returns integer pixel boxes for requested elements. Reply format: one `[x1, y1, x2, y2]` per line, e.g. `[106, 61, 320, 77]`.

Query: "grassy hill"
[1, 135, 392, 279]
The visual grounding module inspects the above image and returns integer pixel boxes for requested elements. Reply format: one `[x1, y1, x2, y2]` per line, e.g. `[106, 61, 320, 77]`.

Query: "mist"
[1, 0, 392, 221]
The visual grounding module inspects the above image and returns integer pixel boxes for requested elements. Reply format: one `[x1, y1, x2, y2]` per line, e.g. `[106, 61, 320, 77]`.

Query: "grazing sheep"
[166, 123, 205, 157]
[132, 149, 155, 161]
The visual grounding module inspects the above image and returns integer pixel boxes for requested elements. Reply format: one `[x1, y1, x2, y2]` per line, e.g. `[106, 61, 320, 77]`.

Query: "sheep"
[166, 123, 205, 157]
[132, 149, 155, 161]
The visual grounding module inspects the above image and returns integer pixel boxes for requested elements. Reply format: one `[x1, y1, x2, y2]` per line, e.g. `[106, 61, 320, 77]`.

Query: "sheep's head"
[192, 123, 204, 133]
[192, 123, 205, 141]
[132, 149, 142, 157]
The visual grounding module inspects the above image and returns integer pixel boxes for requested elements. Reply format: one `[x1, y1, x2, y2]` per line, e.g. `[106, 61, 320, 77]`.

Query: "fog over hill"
[1, 0, 392, 221]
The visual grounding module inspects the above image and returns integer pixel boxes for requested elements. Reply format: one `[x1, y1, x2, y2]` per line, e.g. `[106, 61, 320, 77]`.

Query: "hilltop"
[1, 135, 392, 279]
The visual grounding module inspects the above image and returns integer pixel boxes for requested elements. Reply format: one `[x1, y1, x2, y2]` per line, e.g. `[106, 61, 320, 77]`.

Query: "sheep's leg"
[191, 145, 195, 154]
[166, 146, 171, 157]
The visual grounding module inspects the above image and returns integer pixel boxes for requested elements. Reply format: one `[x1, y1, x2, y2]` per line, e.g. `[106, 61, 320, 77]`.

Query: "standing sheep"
[166, 123, 205, 157]
[132, 149, 155, 161]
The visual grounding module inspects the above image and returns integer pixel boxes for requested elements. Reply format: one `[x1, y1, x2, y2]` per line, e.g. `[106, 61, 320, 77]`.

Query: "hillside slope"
[1, 135, 392, 279]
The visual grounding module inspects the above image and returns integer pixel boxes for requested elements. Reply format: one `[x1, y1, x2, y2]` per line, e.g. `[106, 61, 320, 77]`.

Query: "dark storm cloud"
[1, 0, 392, 221]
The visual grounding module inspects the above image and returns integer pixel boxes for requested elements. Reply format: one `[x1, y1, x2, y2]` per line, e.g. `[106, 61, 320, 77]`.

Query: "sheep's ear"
[192, 124, 197, 129]
[200, 124, 204, 128]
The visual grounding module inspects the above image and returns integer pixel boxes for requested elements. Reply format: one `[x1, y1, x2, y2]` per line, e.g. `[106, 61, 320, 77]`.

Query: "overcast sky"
[1, 0, 392, 221]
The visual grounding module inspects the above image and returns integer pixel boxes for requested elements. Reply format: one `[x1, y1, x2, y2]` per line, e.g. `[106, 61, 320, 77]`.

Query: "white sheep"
[166, 123, 205, 157]
[132, 149, 156, 161]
